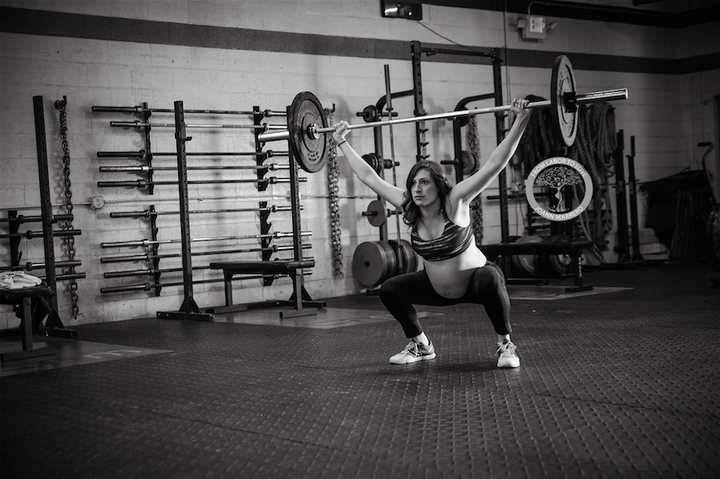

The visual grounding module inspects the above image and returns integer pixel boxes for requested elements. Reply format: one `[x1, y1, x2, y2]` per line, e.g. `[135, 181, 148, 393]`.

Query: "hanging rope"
[590, 103, 617, 176]
[570, 105, 613, 261]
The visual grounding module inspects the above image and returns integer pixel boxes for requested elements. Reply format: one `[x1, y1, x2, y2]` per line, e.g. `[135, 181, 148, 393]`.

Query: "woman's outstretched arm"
[333, 121, 405, 208]
[449, 99, 531, 206]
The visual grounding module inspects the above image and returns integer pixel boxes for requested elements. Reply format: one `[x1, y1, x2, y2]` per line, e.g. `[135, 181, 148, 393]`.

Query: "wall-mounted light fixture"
[516, 15, 557, 40]
[381, 1, 423, 20]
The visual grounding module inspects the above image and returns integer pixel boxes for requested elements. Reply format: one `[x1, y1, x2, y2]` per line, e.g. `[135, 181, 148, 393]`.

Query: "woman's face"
[410, 168, 439, 207]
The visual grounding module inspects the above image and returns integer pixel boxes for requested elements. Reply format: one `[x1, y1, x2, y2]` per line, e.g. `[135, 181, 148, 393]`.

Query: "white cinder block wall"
[1, 0, 718, 327]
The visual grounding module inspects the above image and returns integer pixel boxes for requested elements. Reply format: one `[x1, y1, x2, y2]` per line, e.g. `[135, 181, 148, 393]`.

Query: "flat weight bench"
[208, 259, 326, 318]
[481, 240, 594, 293]
[0, 285, 55, 362]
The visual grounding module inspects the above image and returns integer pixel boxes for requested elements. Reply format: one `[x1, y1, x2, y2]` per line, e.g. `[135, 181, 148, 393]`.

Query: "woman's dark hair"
[401, 160, 452, 226]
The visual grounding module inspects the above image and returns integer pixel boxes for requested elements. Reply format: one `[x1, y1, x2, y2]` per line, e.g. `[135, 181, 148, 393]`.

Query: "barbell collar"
[257, 88, 627, 143]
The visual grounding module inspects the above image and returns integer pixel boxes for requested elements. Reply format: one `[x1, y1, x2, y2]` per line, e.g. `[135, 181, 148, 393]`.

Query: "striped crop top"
[411, 213, 474, 262]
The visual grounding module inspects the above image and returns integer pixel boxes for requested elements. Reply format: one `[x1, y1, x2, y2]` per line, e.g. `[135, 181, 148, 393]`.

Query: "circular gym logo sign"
[525, 156, 593, 222]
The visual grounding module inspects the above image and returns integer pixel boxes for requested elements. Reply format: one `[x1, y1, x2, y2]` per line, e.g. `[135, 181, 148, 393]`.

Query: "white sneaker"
[389, 341, 436, 365]
[496, 341, 520, 368]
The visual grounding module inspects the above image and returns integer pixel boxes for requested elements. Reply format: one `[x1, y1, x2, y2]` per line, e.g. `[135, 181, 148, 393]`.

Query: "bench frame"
[208, 260, 326, 318]
[481, 240, 594, 293]
[0, 285, 56, 362]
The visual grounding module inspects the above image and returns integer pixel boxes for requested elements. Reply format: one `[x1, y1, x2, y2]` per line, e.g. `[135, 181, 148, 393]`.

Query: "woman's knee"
[473, 264, 505, 291]
[378, 275, 401, 302]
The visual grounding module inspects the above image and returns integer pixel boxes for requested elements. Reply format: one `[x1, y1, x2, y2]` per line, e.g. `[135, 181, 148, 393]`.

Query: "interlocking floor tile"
[1, 259, 718, 478]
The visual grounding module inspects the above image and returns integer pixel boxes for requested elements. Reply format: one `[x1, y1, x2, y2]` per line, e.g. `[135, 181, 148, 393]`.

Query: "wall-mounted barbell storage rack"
[91, 101, 320, 319]
[1, 96, 85, 356]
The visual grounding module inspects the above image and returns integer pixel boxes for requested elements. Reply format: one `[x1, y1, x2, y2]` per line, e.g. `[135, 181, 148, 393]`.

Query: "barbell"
[258, 55, 628, 173]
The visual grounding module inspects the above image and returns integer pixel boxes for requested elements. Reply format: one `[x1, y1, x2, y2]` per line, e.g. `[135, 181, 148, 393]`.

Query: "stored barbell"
[258, 55, 628, 173]
[100, 231, 311, 248]
[99, 164, 288, 173]
[109, 204, 296, 219]
[96, 150, 287, 158]
[97, 177, 306, 188]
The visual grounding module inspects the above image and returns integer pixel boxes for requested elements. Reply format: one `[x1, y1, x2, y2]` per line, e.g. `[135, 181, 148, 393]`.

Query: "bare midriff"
[422, 240, 487, 298]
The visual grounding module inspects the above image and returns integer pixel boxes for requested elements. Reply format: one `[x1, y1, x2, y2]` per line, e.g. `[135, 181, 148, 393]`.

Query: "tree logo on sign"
[524, 157, 593, 222]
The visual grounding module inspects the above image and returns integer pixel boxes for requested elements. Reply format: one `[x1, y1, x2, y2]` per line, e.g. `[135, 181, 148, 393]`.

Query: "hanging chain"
[54, 96, 80, 318]
[326, 109, 344, 279]
[468, 116, 484, 245]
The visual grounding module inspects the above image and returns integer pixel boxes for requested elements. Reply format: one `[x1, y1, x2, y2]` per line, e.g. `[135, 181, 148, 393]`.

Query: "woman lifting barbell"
[332, 98, 531, 368]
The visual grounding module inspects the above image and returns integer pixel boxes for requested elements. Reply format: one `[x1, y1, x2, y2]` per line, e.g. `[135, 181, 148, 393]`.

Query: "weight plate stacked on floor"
[388, 239, 417, 274]
[352, 241, 397, 287]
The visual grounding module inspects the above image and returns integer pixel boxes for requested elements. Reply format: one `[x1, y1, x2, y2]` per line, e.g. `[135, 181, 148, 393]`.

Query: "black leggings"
[378, 262, 511, 338]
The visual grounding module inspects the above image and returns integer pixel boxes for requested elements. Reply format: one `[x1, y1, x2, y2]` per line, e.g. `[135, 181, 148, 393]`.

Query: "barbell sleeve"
[257, 88, 628, 143]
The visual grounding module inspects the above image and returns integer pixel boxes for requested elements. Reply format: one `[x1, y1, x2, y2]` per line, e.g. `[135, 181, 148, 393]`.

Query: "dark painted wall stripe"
[1, 7, 718, 76]
[423, 0, 720, 28]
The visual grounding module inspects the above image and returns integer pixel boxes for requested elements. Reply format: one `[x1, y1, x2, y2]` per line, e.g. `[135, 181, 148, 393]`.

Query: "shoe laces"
[403, 342, 421, 355]
[497, 342, 516, 355]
